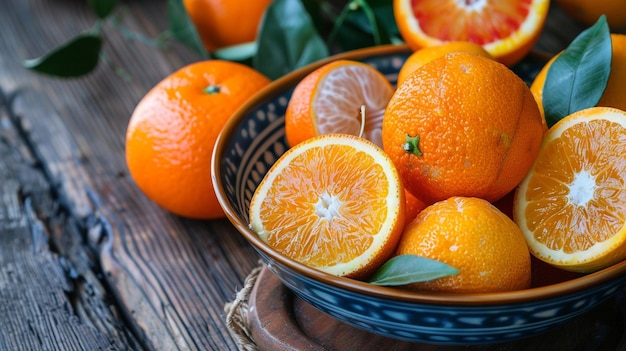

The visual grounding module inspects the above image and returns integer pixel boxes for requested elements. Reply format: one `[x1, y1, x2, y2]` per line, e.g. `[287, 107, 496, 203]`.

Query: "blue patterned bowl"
[212, 45, 626, 345]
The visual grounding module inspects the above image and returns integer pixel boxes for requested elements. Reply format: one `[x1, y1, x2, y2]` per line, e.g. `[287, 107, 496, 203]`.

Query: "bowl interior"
[213, 45, 626, 305]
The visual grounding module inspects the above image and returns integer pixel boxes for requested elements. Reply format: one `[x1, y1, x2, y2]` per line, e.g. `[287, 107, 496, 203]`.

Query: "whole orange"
[530, 33, 626, 121]
[397, 41, 492, 86]
[183, 0, 272, 52]
[404, 189, 427, 225]
[555, 0, 626, 29]
[126, 60, 270, 219]
[396, 196, 531, 293]
[382, 52, 544, 205]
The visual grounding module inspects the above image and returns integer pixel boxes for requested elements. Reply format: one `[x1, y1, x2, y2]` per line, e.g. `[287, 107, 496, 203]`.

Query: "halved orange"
[393, 0, 550, 66]
[249, 134, 406, 279]
[285, 60, 394, 148]
[514, 107, 626, 273]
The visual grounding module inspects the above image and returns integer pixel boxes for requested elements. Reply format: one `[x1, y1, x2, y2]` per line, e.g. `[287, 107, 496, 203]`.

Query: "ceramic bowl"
[212, 45, 626, 345]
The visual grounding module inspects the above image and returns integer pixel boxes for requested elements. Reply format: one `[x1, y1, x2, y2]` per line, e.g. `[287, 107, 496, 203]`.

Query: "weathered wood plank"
[1, 1, 259, 350]
[1, 88, 141, 350]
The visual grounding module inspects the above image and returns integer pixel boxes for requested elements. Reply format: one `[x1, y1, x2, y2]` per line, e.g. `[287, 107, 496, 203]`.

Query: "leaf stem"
[327, 1, 354, 48]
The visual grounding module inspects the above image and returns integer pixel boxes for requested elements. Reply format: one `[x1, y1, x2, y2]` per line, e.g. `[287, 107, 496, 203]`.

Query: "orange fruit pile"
[126, 60, 270, 219]
[393, 0, 550, 66]
[248, 33, 626, 293]
[249, 48, 546, 293]
[514, 107, 626, 273]
[397, 197, 531, 293]
[183, 0, 272, 52]
[244, 11, 626, 293]
[383, 52, 545, 205]
[248, 134, 405, 279]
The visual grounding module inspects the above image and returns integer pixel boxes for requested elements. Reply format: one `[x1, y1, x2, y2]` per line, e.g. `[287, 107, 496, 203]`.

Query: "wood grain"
[1, 1, 257, 350]
[1, 88, 140, 350]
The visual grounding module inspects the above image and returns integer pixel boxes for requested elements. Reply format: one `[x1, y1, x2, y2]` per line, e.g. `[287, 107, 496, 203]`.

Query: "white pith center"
[567, 169, 596, 207]
[457, 0, 487, 11]
[315, 192, 341, 220]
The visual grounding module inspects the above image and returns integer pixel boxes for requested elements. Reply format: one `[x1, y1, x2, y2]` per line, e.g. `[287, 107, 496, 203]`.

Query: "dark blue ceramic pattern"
[261, 254, 624, 344]
[216, 49, 626, 345]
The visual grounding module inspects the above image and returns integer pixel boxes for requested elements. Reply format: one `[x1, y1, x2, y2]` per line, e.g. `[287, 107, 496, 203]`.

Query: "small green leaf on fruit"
[369, 254, 459, 286]
[403, 134, 422, 156]
[23, 34, 102, 78]
[543, 15, 612, 127]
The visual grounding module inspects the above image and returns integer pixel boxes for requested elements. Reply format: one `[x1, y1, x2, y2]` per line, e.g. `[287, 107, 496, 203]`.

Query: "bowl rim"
[212, 44, 626, 307]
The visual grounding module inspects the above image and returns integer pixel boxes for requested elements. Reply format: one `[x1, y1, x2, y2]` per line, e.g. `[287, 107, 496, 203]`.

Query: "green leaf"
[330, 0, 399, 52]
[254, 0, 329, 80]
[167, 0, 210, 59]
[87, 0, 118, 19]
[213, 42, 257, 62]
[23, 34, 102, 78]
[543, 15, 612, 127]
[369, 255, 459, 286]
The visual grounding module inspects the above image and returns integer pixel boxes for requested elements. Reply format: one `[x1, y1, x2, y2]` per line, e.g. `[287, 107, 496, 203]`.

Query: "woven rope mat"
[224, 263, 263, 351]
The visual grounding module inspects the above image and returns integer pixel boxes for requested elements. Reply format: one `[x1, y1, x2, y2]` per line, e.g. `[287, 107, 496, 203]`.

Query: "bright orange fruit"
[183, 0, 272, 52]
[514, 107, 626, 273]
[126, 60, 270, 219]
[397, 196, 532, 293]
[393, 0, 550, 66]
[404, 189, 427, 225]
[285, 60, 394, 148]
[555, 0, 626, 29]
[397, 41, 492, 86]
[249, 134, 406, 279]
[382, 52, 544, 205]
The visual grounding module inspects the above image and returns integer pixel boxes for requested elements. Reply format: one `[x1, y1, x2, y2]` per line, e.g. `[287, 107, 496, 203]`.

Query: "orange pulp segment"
[285, 60, 394, 148]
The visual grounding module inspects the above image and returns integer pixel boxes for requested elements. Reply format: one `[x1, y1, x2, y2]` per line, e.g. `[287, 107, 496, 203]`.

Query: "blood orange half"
[393, 0, 550, 66]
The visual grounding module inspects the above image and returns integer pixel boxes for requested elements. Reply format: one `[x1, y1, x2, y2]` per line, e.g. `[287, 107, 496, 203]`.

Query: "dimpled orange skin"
[555, 0, 626, 29]
[183, 0, 272, 52]
[125, 60, 270, 219]
[397, 41, 493, 86]
[404, 189, 427, 225]
[396, 196, 532, 293]
[382, 52, 545, 205]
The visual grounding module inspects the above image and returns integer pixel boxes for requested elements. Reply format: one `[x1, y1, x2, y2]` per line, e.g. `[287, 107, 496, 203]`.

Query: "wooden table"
[1, 1, 624, 350]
